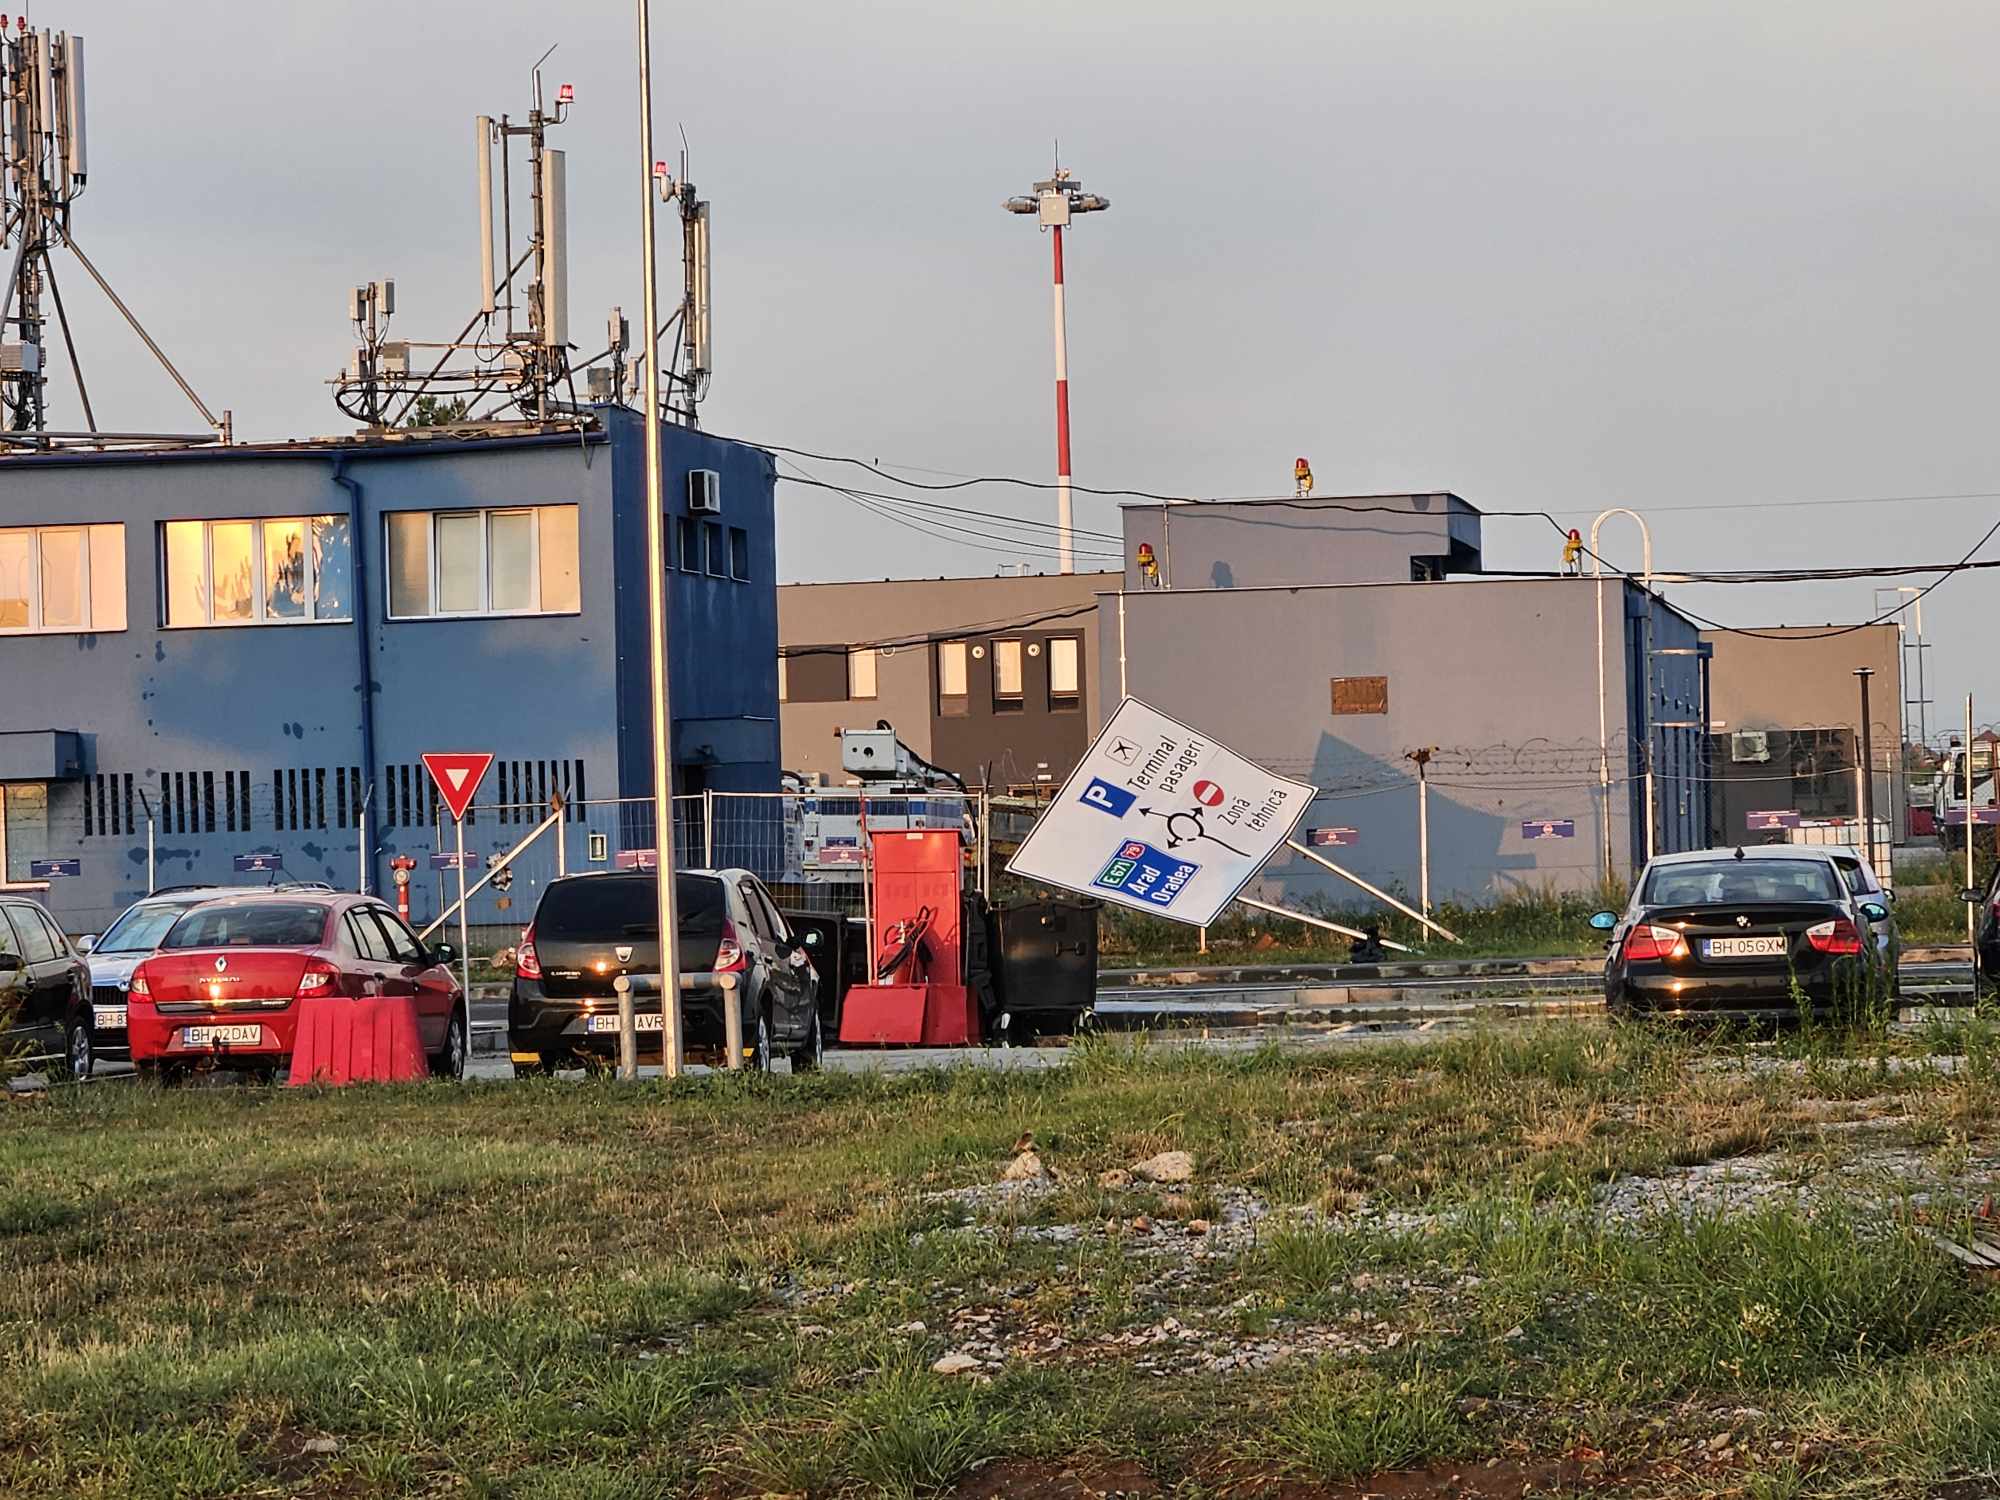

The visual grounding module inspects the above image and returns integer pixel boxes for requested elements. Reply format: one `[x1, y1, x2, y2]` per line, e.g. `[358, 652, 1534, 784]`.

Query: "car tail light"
[1622, 924, 1688, 962]
[128, 964, 151, 997]
[713, 917, 747, 975]
[1806, 918, 1863, 956]
[516, 923, 541, 980]
[296, 958, 342, 997]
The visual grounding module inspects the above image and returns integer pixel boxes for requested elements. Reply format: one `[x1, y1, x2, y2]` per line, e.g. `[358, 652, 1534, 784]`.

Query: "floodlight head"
[1073, 193, 1110, 213]
[1002, 196, 1036, 214]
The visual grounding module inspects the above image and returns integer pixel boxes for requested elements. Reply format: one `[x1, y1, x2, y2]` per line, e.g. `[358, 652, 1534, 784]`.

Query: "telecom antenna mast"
[641, 152, 710, 427]
[0, 19, 226, 449]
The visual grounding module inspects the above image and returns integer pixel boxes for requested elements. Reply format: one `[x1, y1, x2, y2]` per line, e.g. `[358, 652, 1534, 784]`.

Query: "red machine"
[838, 828, 980, 1046]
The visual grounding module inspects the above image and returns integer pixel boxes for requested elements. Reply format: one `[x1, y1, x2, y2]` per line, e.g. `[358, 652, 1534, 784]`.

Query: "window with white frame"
[161, 517, 352, 627]
[384, 506, 581, 619]
[847, 647, 878, 700]
[0, 524, 126, 634]
[1048, 635, 1081, 710]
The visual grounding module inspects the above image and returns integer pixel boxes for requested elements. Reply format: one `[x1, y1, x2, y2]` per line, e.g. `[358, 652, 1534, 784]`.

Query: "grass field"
[7, 1024, 2000, 1497]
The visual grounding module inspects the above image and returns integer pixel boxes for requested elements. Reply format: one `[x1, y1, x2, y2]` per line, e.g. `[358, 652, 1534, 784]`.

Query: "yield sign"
[421, 752, 494, 823]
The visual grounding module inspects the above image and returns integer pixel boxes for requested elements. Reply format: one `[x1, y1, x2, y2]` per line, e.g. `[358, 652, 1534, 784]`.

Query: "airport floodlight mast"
[1004, 156, 1109, 575]
[0, 19, 228, 451]
[334, 50, 715, 434]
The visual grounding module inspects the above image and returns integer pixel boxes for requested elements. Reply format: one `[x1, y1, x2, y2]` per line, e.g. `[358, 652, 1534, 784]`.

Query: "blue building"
[0, 408, 779, 929]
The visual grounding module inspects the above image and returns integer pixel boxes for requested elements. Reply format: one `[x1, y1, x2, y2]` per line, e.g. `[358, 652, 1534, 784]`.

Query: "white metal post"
[357, 784, 372, 895]
[146, 812, 155, 895]
[553, 793, 567, 878]
[1969, 694, 1978, 950]
[702, 786, 715, 868]
[454, 814, 470, 1007]
[1418, 766, 1431, 921]
[635, 0, 684, 1078]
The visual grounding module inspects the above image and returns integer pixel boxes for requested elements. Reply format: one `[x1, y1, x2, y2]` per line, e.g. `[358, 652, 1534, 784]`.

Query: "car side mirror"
[0, 952, 22, 974]
[1588, 911, 1618, 931]
[1962, 888, 1985, 905]
[76, 934, 97, 955]
[431, 942, 458, 967]
[1860, 901, 1889, 923]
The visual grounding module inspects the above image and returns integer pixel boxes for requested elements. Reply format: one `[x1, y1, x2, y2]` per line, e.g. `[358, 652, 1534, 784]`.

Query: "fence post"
[722, 973, 743, 1069]
[553, 791, 567, 878]
[614, 972, 636, 1081]
[702, 787, 715, 868]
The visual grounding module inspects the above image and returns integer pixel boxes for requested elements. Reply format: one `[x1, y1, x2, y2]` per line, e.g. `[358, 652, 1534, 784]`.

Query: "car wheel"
[790, 1008, 823, 1072]
[64, 1021, 94, 1082]
[750, 1010, 773, 1072]
[439, 1006, 468, 1082]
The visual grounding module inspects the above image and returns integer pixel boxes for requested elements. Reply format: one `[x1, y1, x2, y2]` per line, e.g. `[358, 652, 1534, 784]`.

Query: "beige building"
[778, 573, 1113, 788]
[1703, 624, 1905, 844]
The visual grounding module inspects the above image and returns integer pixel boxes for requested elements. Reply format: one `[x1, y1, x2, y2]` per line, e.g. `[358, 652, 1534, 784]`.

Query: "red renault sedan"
[128, 893, 467, 1080]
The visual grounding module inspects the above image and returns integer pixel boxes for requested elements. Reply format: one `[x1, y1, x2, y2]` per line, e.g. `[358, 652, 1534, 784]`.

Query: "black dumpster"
[991, 898, 1099, 1035]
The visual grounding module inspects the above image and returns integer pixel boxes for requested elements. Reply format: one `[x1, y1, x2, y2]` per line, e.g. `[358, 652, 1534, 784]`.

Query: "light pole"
[1004, 165, 1109, 575]
[634, 0, 683, 1078]
[1590, 508, 1653, 883]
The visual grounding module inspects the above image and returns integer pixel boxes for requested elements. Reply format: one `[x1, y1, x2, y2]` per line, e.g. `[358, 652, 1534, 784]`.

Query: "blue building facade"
[0, 409, 779, 929]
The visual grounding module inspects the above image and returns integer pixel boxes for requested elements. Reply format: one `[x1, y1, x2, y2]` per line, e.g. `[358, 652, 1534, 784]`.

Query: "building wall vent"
[1731, 730, 1771, 763]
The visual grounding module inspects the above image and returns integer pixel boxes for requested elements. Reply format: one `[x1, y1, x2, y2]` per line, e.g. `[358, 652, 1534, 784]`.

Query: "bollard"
[614, 972, 636, 1080]
[721, 972, 743, 1069]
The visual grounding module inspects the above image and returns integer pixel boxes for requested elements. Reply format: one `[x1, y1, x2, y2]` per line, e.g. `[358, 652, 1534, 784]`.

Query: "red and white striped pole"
[1005, 167, 1109, 578]
[1050, 222, 1074, 575]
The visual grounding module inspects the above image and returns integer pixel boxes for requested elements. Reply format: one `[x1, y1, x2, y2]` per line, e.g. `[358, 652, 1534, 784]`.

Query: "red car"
[128, 893, 467, 1080]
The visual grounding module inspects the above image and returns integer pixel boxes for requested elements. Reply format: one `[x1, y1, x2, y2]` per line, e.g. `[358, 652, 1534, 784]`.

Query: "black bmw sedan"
[1591, 846, 1894, 1020]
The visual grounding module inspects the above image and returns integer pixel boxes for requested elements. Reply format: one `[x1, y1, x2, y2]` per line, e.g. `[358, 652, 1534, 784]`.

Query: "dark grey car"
[0, 895, 91, 1076]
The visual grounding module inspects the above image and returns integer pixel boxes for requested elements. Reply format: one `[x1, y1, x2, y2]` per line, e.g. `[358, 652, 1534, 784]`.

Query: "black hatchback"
[1592, 847, 1893, 1020]
[0, 894, 91, 1076]
[508, 869, 821, 1073]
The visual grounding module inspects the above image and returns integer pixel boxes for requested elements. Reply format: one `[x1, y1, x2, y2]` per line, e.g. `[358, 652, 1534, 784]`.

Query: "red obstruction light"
[557, 83, 574, 103]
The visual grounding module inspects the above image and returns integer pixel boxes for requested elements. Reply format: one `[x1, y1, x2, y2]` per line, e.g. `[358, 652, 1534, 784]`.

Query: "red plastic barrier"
[287, 995, 429, 1086]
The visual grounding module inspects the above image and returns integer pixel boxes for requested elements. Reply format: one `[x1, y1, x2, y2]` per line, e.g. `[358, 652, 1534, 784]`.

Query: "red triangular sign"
[421, 752, 494, 823]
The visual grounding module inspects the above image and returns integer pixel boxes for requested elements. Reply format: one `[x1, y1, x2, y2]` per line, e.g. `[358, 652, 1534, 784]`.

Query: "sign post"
[422, 752, 494, 1010]
[1007, 698, 1316, 927]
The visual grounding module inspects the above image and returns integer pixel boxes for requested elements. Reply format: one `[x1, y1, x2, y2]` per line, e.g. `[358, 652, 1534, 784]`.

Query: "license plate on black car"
[589, 1013, 663, 1033]
[1702, 936, 1788, 958]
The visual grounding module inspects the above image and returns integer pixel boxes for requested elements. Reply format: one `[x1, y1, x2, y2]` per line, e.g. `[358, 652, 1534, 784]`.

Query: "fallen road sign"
[1006, 697, 1316, 927]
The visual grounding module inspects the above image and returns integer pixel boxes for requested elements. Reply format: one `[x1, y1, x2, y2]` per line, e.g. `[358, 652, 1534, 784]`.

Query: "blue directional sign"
[1520, 819, 1575, 841]
[429, 852, 474, 871]
[233, 853, 283, 873]
[1746, 809, 1802, 831]
[29, 858, 79, 878]
[1305, 827, 1359, 847]
[1092, 840, 1200, 911]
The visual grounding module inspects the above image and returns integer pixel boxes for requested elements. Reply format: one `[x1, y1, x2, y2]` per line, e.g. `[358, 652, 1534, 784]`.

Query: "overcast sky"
[38, 0, 2000, 737]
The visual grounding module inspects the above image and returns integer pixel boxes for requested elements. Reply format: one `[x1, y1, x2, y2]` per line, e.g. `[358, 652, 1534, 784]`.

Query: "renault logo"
[1736, 915, 1751, 928]
[214, 956, 229, 973]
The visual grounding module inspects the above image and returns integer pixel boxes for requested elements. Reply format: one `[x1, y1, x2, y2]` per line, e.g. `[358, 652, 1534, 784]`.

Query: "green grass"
[7, 1027, 2000, 1495]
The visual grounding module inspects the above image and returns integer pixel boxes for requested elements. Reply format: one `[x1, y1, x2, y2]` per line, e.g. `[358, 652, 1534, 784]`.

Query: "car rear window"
[534, 875, 725, 940]
[163, 903, 329, 949]
[1642, 859, 1842, 905]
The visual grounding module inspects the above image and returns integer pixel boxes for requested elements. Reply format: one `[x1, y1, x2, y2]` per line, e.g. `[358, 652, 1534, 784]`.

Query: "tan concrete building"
[778, 573, 1113, 788]
[1703, 624, 1905, 845]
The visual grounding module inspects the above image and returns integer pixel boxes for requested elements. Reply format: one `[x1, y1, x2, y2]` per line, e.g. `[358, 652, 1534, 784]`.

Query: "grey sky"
[34, 0, 2000, 737]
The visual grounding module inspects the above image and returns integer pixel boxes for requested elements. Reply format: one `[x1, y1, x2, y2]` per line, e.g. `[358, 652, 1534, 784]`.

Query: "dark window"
[534, 873, 726, 940]
[677, 516, 699, 573]
[164, 902, 330, 949]
[34, 910, 69, 956]
[371, 908, 427, 963]
[729, 527, 749, 581]
[4, 905, 58, 961]
[345, 910, 389, 961]
[703, 521, 725, 578]
[784, 647, 849, 704]
[1331, 676, 1389, 715]
[1640, 858, 1841, 905]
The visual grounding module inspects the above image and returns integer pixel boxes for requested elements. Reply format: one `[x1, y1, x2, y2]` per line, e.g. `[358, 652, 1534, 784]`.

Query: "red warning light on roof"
[653, 160, 670, 177]
[557, 83, 574, 103]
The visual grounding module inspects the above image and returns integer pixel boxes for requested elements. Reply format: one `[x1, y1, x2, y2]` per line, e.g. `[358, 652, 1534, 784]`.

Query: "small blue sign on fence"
[429, 852, 474, 871]
[1520, 819, 1575, 841]
[1305, 827, 1358, 847]
[613, 849, 658, 871]
[1746, 809, 1802, 831]
[29, 858, 79, 878]
[233, 853, 283, 873]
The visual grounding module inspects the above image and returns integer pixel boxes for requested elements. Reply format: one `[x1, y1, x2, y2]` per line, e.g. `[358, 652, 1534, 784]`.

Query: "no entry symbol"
[1191, 779, 1225, 808]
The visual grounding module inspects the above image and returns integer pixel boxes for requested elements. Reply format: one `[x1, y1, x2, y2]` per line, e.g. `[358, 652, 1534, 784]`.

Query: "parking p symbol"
[1079, 777, 1136, 818]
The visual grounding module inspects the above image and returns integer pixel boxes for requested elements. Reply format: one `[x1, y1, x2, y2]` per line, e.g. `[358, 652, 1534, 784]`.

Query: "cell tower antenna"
[1, 21, 227, 451]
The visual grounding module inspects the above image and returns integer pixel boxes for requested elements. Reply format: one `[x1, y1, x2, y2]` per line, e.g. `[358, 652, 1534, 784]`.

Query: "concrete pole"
[1855, 668, 1876, 873]
[1969, 694, 1978, 950]
[1051, 223, 1073, 575]
[635, 0, 683, 1078]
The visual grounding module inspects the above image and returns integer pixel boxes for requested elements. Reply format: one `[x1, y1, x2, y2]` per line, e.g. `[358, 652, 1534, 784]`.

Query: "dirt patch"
[951, 1458, 1163, 1498]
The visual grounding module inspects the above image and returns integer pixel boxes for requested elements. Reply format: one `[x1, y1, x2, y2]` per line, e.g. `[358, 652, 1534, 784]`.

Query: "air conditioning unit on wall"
[1731, 730, 1771, 763]
[687, 470, 721, 513]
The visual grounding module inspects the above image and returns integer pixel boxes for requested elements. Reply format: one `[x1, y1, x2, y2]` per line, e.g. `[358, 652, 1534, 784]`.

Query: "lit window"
[0, 783, 49, 883]
[0, 524, 125, 635]
[938, 640, 968, 717]
[848, 647, 878, 700]
[383, 506, 580, 618]
[1049, 636, 1081, 709]
[777, 654, 788, 703]
[162, 518, 349, 628]
[993, 639, 1024, 711]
